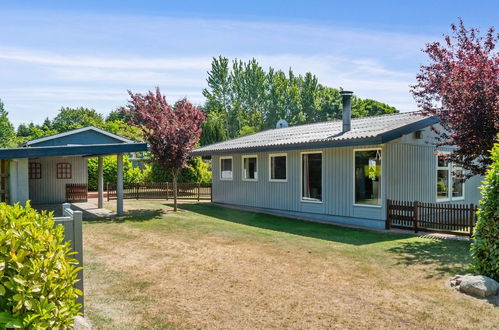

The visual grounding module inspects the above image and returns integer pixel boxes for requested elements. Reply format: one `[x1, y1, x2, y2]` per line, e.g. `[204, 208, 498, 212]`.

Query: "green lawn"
[82, 200, 498, 329]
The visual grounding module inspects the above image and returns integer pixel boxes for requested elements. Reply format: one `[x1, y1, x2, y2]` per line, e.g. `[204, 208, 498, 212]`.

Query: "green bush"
[87, 155, 146, 190]
[0, 202, 81, 328]
[471, 142, 499, 281]
[88, 156, 212, 190]
[144, 157, 211, 184]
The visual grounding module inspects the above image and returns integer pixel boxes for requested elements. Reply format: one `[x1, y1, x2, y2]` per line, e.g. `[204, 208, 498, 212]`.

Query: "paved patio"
[33, 199, 115, 219]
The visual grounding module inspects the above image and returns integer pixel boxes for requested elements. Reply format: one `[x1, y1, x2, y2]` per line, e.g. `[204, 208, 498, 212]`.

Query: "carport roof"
[0, 143, 148, 160]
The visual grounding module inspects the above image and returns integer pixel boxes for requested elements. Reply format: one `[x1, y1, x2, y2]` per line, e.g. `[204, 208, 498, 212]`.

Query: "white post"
[72, 210, 84, 313]
[116, 153, 124, 216]
[97, 156, 104, 209]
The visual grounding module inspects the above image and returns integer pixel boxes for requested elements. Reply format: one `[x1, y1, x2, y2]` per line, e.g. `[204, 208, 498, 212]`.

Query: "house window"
[437, 154, 464, 201]
[29, 162, 41, 179]
[354, 149, 382, 206]
[302, 152, 322, 201]
[220, 157, 233, 180]
[56, 163, 72, 179]
[242, 155, 258, 181]
[269, 154, 287, 181]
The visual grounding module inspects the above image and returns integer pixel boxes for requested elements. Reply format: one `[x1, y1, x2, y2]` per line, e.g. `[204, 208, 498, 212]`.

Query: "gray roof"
[192, 111, 438, 156]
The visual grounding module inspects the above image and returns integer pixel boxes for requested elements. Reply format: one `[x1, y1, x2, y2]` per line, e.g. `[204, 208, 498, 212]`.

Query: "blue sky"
[0, 0, 497, 126]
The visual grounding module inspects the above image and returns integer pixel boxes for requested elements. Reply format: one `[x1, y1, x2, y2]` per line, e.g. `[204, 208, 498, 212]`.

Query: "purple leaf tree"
[123, 87, 205, 211]
[411, 19, 498, 176]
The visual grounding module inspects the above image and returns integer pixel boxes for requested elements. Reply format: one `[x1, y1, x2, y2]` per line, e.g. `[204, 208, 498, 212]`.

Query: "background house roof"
[26, 126, 133, 147]
[192, 111, 438, 156]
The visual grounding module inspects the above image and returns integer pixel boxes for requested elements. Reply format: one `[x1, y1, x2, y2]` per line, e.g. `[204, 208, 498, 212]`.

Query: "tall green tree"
[0, 99, 16, 148]
[264, 68, 289, 128]
[202, 56, 233, 137]
[200, 111, 228, 146]
[201, 57, 400, 146]
[51, 107, 105, 132]
[352, 99, 398, 118]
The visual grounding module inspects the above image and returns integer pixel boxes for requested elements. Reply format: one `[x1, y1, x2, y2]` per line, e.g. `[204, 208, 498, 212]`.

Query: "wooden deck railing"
[106, 182, 212, 201]
[386, 199, 477, 237]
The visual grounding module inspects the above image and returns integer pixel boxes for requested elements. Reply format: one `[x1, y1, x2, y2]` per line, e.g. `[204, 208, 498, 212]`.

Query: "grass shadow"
[84, 209, 165, 224]
[175, 202, 413, 246]
[387, 237, 472, 278]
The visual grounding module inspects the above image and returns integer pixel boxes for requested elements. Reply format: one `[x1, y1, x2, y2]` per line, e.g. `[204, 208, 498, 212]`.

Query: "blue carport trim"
[190, 117, 439, 156]
[0, 143, 148, 160]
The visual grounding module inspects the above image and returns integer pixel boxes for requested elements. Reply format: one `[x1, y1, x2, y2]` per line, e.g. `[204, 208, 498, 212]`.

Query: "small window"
[436, 154, 464, 201]
[29, 162, 41, 179]
[220, 157, 233, 180]
[354, 149, 382, 206]
[56, 163, 72, 179]
[269, 154, 287, 181]
[242, 156, 258, 181]
[302, 152, 322, 201]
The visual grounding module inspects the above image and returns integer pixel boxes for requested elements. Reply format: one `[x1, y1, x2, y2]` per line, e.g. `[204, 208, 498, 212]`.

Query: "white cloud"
[0, 11, 434, 125]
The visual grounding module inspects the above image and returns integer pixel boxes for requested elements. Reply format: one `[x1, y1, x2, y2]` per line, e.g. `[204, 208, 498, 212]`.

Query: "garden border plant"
[471, 141, 499, 281]
[0, 202, 81, 328]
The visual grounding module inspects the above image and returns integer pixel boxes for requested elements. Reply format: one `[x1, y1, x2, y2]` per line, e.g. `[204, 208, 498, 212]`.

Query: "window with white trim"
[302, 153, 322, 201]
[220, 157, 233, 180]
[437, 154, 464, 201]
[269, 154, 287, 181]
[354, 149, 382, 206]
[242, 156, 258, 180]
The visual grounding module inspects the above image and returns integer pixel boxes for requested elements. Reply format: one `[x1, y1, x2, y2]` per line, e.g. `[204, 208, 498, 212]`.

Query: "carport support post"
[97, 156, 104, 209]
[117, 153, 124, 216]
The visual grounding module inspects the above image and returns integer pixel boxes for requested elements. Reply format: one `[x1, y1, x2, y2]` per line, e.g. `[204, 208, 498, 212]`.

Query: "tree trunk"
[172, 170, 178, 212]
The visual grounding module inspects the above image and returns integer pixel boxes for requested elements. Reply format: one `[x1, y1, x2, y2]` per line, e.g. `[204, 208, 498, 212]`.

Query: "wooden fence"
[66, 183, 88, 203]
[54, 203, 84, 313]
[106, 182, 212, 201]
[386, 199, 477, 237]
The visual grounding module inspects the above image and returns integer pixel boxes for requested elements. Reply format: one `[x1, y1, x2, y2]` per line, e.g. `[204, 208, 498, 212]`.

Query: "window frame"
[353, 148, 383, 208]
[28, 162, 42, 180]
[241, 155, 258, 181]
[300, 151, 323, 203]
[56, 162, 72, 180]
[435, 153, 465, 202]
[219, 156, 233, 181]
[268, 153, 288, 182]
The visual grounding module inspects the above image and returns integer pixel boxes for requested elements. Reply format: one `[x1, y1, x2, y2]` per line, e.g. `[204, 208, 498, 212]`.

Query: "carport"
[0, 126, 148, 216]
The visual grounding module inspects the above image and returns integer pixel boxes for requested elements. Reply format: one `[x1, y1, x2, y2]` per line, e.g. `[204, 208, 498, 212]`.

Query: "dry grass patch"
[83, 200, 499, 329]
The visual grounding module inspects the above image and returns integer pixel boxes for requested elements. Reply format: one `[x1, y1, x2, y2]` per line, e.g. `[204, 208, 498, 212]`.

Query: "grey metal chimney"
[340, 90, 353, 132]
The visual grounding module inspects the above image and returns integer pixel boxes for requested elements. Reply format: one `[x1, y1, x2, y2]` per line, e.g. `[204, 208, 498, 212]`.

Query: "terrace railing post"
[73, 210, 84, 314]
[106, 183, 109, 202]
[197, 183, 200, 201]
[469, 203, 475, 238]
[413, 201, 419, 234]
[210, 183, 213, 202]
[136, 183, 139, 200]
[166, 182, 169, 201]
[385, 199, 392, 230]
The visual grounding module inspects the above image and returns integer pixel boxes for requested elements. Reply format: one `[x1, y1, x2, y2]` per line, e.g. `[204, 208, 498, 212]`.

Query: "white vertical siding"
[213, 145, 385, 222]
[29, 156, 87, 204]
[385, 141, 482, 205]
[8, 158, 29, 205]
[212, 136, 482, 226]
